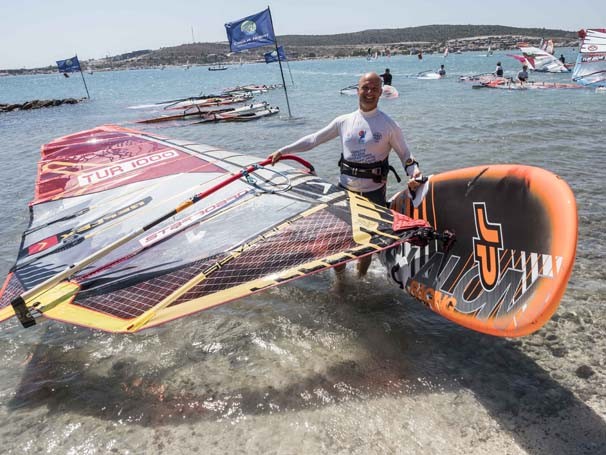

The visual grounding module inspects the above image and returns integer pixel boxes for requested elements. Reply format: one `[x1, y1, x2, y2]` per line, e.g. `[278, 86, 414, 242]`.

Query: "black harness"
[338, 155, 401, 183]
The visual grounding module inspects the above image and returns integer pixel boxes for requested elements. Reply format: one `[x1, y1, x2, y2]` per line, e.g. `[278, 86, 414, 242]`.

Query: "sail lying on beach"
[0, 126, 436, 333]
[572, 29, 606, 87]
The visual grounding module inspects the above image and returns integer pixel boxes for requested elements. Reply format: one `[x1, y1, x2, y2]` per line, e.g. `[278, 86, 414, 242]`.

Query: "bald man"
[268, 72, 422, 276]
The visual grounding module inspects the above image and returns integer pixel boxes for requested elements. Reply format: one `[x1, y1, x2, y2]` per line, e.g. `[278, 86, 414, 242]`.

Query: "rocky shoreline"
[0, 98, 86, 113]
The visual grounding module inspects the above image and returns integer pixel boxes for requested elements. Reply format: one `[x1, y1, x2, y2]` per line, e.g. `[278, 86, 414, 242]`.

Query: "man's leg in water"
[334, 263, 347, 275]
[357, 256, 372, 277]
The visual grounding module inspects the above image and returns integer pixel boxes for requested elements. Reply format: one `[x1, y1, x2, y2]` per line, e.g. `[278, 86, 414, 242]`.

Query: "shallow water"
[0, 51, 605, 454]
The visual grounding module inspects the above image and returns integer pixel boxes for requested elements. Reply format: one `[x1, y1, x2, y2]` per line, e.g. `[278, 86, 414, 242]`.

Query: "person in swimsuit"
[269, 72, 422, 277]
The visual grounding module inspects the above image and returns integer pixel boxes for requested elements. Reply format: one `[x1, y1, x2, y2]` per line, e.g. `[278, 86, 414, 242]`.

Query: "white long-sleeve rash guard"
[277, 108, 419, 193]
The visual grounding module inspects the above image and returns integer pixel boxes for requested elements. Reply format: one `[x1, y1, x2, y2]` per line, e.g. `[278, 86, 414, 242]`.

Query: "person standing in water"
[269, 72, 422, 277]
[517, 64, 529, 84]
[495, 61, 504, 77]
[438, 64, 446, 77]
[380, 68, 392, 85]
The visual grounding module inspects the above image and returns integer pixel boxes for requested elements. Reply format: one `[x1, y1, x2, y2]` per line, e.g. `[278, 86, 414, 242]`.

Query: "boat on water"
[0, 127, 577, 337]
[208, 64, 227, 71]
[572, 28, 606, 88]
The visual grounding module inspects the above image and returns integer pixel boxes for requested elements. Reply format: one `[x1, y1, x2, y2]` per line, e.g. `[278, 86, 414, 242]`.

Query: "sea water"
[0, 52, 604, 454]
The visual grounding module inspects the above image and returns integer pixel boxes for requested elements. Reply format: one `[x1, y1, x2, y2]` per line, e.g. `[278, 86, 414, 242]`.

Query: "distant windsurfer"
[517, 65, 529, 84]
[495, 62, 504, 77]
[438, 64, 446, 77]
[380, 68, 392, 85]
[269, 72, 422, 277]
[559, 54, 566, 64]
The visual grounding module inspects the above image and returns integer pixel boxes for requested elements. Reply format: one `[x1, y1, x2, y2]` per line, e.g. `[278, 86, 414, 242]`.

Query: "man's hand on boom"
[269, 151, 282, 165]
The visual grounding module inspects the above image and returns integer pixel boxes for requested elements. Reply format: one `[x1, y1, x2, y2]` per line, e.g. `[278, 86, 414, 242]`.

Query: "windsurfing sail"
[137, 102, 272, 124]
[517, 46, 569, 72]
[0, 125, 440, 333]
[540, 39, 555, 55]
[507, 53, 534, 69]
[572, 29, 606, 87]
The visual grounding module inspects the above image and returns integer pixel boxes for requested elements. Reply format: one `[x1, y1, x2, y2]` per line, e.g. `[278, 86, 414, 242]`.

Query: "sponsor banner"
[225, 8, 275, 52]
[56, 56, 81, 73]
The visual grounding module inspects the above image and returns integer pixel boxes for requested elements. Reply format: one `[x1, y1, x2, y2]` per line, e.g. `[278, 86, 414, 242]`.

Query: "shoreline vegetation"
[1, 25, 578, 75]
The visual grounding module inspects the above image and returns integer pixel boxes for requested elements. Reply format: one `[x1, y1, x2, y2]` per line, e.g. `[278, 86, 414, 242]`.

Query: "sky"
[1, 0, 604, 69]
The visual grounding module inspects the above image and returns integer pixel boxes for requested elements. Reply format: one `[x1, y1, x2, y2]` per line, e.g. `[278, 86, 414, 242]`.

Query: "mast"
[267, 6, 292, 118]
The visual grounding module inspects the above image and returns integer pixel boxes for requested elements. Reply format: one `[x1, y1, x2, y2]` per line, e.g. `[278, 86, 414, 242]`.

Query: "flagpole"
[267, 7, 292, 118]
[76, 54, 90, 99]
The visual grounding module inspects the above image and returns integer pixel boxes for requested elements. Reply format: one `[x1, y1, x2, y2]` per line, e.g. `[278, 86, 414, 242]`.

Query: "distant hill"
[5, 24, 578, 73]
[278, 25, 576, 46]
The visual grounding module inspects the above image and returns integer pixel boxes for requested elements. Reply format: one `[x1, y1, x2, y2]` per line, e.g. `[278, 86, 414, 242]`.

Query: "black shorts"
[341, 184, 387, 207]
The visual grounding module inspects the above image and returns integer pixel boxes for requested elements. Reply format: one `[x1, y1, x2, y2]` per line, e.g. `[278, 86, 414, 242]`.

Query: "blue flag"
[225, 8, 275, 52]
[56, 56, 81, 73]
[264, 46, 287, 63]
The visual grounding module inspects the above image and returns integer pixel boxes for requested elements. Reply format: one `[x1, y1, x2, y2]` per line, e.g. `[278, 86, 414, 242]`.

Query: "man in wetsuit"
[517, 65, 529, 84]
[269, 72, 422, 277]
[438, 64, 446, 77]
[495, 62, 504, 77]
[380, 68, 392, 85]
